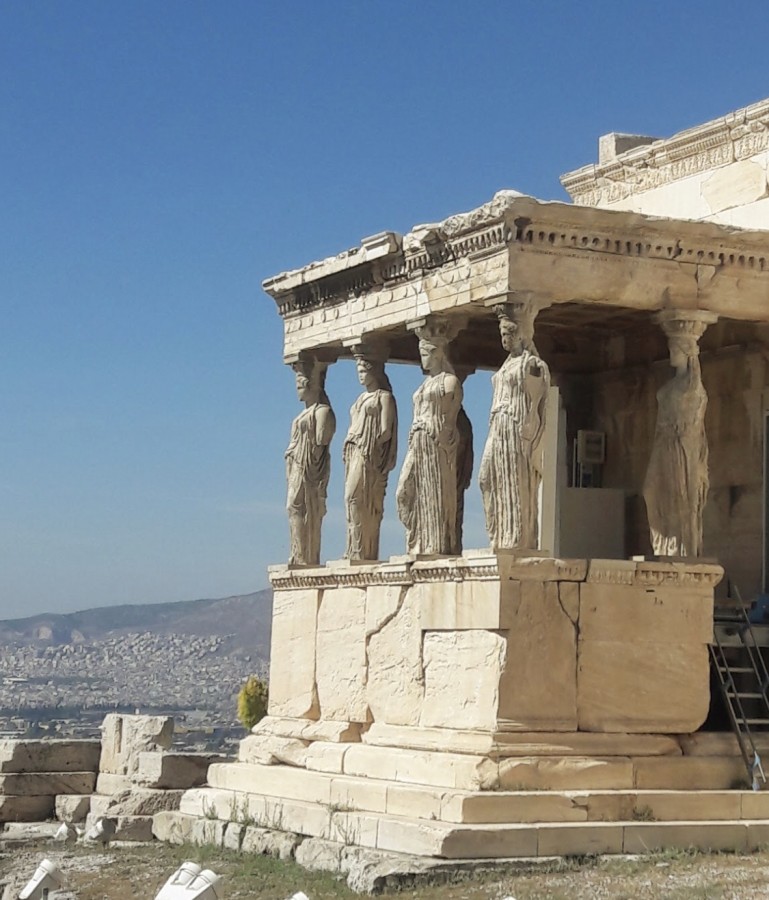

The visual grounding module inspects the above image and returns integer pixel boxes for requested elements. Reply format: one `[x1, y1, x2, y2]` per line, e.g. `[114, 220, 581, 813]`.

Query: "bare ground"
[6, 841, 769, 898]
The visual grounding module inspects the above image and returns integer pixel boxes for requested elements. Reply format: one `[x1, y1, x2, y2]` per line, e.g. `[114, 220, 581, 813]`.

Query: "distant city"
[0, 591, 272, 753]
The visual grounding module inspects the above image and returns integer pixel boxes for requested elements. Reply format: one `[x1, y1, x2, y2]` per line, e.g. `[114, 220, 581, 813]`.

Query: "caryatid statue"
[396, 317, 463, 555]
[285, 356, 336, 566]
[643, 310, 716, 558]
[343, 342, 398, 561]
[479, 301, 550, 551]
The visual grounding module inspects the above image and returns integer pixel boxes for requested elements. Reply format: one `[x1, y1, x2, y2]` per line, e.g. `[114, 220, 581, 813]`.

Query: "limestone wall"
[586, 344, 767, 595]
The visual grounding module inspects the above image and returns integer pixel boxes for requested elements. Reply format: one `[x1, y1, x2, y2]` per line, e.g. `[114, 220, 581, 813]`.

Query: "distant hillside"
[0, 590, 273, 656]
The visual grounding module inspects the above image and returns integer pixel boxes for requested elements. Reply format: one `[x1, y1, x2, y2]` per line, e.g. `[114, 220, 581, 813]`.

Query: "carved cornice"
[561, 97, 769, 207]
[269, 555, 723, 590]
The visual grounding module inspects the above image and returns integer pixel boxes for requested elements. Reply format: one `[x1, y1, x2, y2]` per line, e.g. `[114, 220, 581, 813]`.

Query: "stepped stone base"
[153, 728, 769, 864]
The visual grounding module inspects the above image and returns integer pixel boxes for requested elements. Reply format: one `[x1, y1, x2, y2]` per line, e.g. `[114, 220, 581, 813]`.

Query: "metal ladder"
[710, 588, 769, 788]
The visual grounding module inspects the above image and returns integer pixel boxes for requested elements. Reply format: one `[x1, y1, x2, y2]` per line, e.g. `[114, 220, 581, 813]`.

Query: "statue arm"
[379, 392, 396, 443]
[315, 406, 336, 447]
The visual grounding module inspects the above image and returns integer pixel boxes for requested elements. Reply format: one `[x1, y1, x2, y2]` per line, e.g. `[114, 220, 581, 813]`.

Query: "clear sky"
[2, 1, 769, 619]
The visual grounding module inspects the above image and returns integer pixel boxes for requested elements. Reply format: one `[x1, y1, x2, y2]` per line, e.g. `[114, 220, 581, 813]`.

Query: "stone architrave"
[343, 342, 398, 561]
[396, 317, 463, 555]
[642, 311, 716, 557]
[285, 356, 336, 566]
[479, 301, 550, 551]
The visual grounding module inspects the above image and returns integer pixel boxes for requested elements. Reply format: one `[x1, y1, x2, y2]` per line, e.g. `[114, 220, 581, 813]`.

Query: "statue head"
[414, 318, 458, 376]
[352, 341, 392, 392]
[495, 304, 535, 356]
[292, 357, 328, 405]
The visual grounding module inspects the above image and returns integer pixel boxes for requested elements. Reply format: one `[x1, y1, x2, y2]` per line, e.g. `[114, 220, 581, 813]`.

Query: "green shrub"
[237, 675, 269, 730]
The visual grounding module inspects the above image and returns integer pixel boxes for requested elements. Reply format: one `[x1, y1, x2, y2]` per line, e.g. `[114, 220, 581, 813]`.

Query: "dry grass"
[5, 841, 769, 898]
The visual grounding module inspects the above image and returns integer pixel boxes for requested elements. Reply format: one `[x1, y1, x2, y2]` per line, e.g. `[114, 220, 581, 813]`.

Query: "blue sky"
[2, 1, 769, 618]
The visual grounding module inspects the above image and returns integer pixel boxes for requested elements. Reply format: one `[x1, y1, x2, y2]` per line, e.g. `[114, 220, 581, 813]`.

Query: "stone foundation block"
[497, 580, 578, 731]
[316, 587, 368, 722]
[102, 788, 185, 817]
[537, 822, 624, 856]
[190, 817, 227, 848]
[0, 772, 95, 796]
[420, 631, 505, 731]
[135, 751, 222, 789]
[55, 794, 91, 823]
[577, 641, 710, 733]
[152, 810, 195, 845]
[223, 821, 245, 851]
[0, 740, 100, 774]
[268, 589, 320, 719]
[241, 824, 303, 859]
[622, 822, 749, 854]
[495, 756, 635, 791]
[238, 735, 308, 767]
[0, 794, 55, 822]
[96, 773, 132, 795]
[633, 756, 746, 790]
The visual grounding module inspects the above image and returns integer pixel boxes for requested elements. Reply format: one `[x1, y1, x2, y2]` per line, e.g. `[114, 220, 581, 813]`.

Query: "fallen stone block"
[0, 772, 95, 796]
[99, 713, 173, 776]
[0, 795, 55, 822]
[84, 811, 154, 842]
[152, 811, 196, 845]
[241, 824, 303, 860]
[95, 773, 132, 795]
[55, 794, 91, 823]
[102, 787, 185, 817]
[134, 751, 223, 789]
[0, 740, 100, 774]
[238, 735, 309, 767]
[295, 836, 344, 871]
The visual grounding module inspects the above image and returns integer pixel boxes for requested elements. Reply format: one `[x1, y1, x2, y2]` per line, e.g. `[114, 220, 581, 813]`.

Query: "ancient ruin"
[13, 95, 769, 889]
[158, 97, 769, 869]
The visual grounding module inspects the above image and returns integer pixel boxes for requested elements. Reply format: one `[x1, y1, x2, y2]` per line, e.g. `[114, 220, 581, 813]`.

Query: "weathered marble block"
[267, 586, 321, 719]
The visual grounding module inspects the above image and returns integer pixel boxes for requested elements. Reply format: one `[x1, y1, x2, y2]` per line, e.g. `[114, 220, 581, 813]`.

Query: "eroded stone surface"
[316, 587, 368, 723]
[0, 740, 100, 774]
[268, 589, 320, 720]
[366, 586, 424, 727]
[99, 714, 173, 777]
[498, 580, 577, 731]
[420, 630, 505, 731]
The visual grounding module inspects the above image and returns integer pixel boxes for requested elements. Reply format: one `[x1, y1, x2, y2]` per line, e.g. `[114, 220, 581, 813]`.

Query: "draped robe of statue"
[285, 401, 335, 565]
[643, 365, 708, 557]
[343, 389, 397, 560]
[479, 349, 550, 550]
[396, 372, 461, 555]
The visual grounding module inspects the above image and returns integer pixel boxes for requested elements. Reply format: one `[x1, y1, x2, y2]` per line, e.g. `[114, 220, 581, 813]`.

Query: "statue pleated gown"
[643, 367, 708, 557]
[479, 350, 549, 550]
[396, 372, 461, 555]
[285, 402, 334, 565]
[343, 389, 397, 560]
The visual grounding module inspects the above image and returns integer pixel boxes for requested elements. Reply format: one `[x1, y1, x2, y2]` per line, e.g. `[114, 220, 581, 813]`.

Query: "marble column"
[342, 340, 398, 561]
[284, 355, 336, 566]
[643, 310, 717, 558]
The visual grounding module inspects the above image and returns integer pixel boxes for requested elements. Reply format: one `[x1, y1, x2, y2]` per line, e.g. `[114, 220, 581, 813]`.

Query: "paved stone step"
[205, 760, 760, 823]
[155, 806, 769, 859]
[186, 777, 769, 830]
